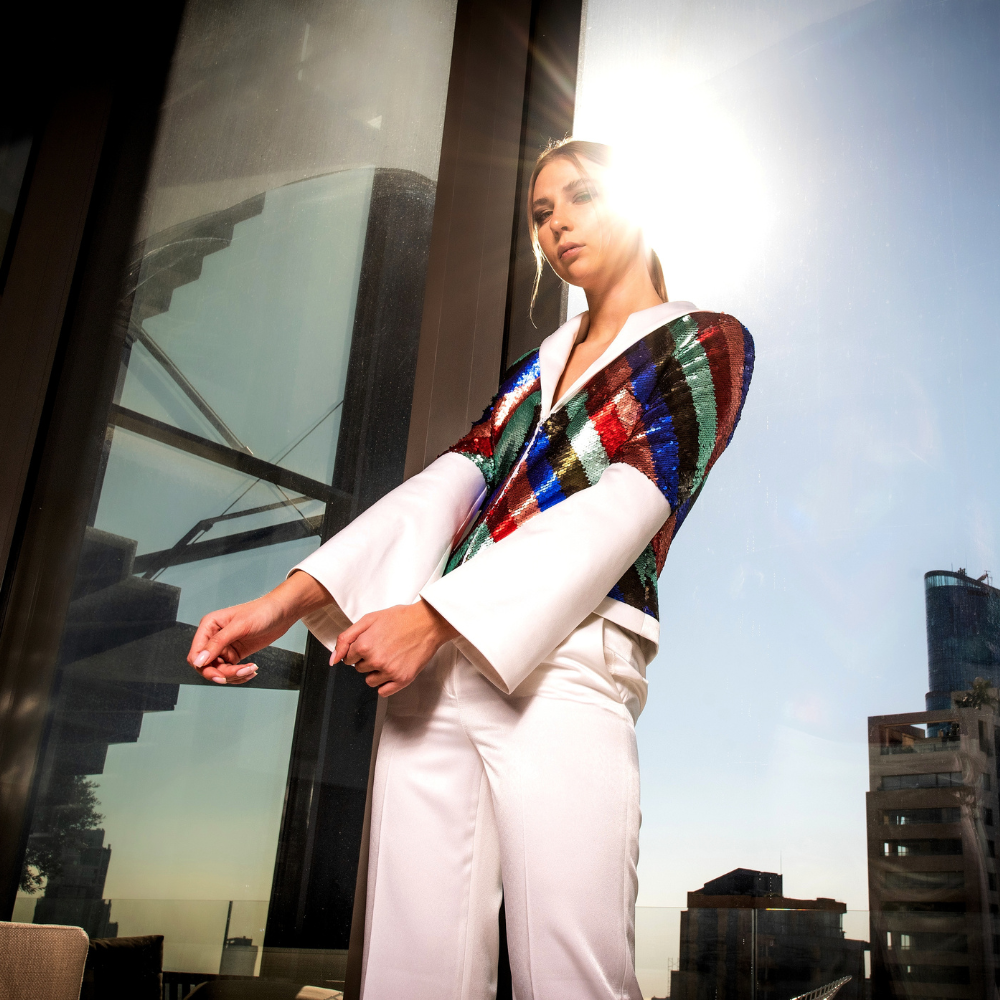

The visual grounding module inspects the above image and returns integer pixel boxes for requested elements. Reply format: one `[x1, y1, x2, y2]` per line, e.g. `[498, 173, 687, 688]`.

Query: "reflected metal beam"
[129, 322, 253, 455]
[133, 513, 324, 575]
[108, 404, 348, 507]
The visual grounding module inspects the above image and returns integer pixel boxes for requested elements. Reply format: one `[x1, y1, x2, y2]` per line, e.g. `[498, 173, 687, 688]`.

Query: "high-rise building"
[31, 827, 117, 940]
[925, 570, 1000, 711]
[670, 869, 867, 1000]
[867, 706, 1000, 998]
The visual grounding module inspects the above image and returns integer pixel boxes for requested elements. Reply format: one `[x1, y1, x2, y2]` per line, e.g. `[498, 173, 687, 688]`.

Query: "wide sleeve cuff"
[291, 453, 486, 650]
[419, 463, 670, 693]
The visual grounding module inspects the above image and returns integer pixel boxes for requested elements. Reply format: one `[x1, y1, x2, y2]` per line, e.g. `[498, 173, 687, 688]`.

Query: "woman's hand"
[187, 571, 331, 685]
[334, 600, 458, 697]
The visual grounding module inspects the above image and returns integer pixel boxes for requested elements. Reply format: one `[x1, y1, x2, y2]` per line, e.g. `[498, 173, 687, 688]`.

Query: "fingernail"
[236, 664, 256, 677]
[212, 676, 227, 684]
[194, 651, 210, 667]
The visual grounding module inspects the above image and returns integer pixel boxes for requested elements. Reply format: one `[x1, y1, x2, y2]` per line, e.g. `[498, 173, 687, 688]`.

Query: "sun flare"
[571, 66, 773, 307]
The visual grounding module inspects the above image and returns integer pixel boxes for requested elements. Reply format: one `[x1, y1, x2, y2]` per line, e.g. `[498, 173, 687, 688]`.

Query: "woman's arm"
[186, 452, 486, 685]
[186, 570, 332, 684]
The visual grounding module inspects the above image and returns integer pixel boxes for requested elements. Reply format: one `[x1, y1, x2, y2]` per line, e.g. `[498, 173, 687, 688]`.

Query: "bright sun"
[570, 66, 773, 308]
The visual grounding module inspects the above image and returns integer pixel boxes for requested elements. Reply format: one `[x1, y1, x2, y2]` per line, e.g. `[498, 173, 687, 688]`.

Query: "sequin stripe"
[608, 546, 659, 619]
[480, 467, 541, 544]
[651, 517, 677, 575]
[672, 326, 717, 495]
[491, 394, 541, 489]
[560, 393, 614, 486]
[658, 354, 700, 506]
[493, 354, 541, 429]
[732, 325, 755, 448]
[544, 406, 596, 500]
[611, 400, 681, 509]
[697, 321, 738, 454]
[700, 317, 754, 468]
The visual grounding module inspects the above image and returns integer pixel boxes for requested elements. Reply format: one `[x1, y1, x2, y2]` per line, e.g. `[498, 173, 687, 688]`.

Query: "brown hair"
[526, 138, 667, 321]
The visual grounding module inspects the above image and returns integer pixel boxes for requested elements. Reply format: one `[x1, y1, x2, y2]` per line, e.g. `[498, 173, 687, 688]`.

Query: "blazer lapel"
[539, 300, 699, 418]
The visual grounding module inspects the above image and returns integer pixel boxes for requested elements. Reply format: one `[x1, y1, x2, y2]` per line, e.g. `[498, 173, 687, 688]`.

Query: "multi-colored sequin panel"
[446, 312, 755, 623]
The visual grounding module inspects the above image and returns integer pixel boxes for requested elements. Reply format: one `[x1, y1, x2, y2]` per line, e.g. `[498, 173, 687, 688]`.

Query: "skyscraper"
[867, 706, 999, 998]
[925, 570, 1000, 711]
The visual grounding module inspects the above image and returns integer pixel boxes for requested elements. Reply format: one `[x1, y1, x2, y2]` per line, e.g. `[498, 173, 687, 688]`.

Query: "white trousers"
[360, 614, 644, 1000]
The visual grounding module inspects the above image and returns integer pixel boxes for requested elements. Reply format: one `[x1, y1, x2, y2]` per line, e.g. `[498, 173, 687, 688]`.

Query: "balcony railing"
[881, 740, 960, 756]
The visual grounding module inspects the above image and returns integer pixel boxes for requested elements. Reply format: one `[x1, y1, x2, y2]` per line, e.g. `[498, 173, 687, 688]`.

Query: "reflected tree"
[954, 677, 999, 710]
[20, 775, 104, 893]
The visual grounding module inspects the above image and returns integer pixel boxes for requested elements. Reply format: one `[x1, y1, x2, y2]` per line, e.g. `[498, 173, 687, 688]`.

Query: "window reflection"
[15, 0, 457, 982]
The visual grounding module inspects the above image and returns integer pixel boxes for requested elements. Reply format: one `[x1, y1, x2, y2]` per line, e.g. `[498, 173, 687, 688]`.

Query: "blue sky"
[571, 0, 1000, 910]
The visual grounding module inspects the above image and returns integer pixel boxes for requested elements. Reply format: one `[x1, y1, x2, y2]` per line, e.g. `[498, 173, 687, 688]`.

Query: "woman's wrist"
[419, 598, 459, 647]
[272, 571, 333, 623]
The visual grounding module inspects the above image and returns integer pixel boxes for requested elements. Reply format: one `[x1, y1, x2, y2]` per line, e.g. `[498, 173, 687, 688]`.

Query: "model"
[187, 139, 754, 1000]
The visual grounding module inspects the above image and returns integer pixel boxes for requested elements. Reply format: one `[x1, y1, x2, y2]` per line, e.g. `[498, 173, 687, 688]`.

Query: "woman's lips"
[559, 242, 583, 260]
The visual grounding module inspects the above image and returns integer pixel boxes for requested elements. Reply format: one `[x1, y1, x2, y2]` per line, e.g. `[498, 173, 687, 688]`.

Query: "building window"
[883, 839, 962, 857]
[883, 807, 962, 825]
[893, 931, 967, 953]
[982, 773, 993, 791]
[990, 873, 997, 891]
[885, 871, 965, 891]
[990, 841, 996, 858]
[891, 964, 971, 985]
[987, 808, 995, 826]
[882, 772, 962, 791]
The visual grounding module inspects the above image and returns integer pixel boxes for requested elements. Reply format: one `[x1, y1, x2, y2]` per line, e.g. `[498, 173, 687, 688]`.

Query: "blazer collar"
[538, 300, 699, 418]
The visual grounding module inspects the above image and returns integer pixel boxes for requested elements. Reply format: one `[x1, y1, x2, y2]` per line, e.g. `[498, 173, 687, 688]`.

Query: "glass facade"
[11, 0, 457, 982]
[925, 570, 1000, 711]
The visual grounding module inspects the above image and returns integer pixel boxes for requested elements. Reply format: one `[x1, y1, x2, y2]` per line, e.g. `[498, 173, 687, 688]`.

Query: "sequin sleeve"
[447, 350, 543, 493]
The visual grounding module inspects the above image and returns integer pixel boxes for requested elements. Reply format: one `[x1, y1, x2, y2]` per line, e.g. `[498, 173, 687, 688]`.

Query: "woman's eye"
[534, 210, 551, 225]
[574, 190, 593, 204]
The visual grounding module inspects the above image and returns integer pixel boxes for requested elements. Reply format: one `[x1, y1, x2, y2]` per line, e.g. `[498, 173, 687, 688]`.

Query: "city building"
[670, 869, 867, 1000]
[30, 827, 117, 940]
[925, 570, 1000, 711]
[867, 705, 1000, 998]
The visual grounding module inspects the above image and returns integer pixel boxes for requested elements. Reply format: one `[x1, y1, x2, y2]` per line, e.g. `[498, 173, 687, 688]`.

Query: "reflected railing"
[15, 896, 873, 997]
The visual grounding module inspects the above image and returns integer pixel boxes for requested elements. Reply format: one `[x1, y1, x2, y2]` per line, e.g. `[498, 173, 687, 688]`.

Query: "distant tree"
[954, 677, 999, 711]
[20, 775, 104, 894]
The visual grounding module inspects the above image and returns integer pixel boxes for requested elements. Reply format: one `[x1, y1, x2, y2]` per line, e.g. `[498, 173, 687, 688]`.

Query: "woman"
[188, 139, 754, 999]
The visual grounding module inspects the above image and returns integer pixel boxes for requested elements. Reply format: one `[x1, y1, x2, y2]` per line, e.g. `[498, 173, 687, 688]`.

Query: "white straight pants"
[359, 614, 644, 1000]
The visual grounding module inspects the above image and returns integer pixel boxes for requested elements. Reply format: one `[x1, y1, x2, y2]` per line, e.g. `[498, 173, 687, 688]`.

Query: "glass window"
[883, 807, 962, 825]
[574, 2, 1000, 997]
[14, 0, 458, 982]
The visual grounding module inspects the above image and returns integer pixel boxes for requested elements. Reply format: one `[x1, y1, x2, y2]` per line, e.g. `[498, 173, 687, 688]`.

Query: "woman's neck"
[582, 254, 663, 349]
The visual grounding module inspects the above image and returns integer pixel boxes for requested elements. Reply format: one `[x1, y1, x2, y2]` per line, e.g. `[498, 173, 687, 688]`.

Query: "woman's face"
[531, 156, 640, 289]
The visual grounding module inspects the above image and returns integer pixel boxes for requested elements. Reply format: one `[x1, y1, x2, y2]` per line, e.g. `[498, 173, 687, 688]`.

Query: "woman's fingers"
[199, 659, 258, 686]
[332, 614, 375, 665]
[190, 619, 250, 669]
